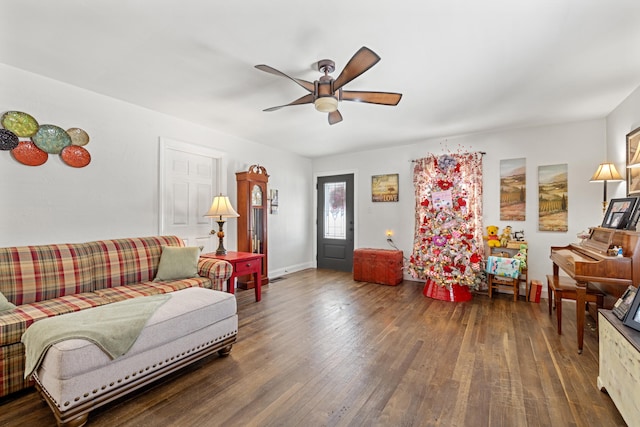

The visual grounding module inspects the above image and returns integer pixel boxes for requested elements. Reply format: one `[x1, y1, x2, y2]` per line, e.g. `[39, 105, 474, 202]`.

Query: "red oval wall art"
[11, 141, 49, 166]
[60, 145, 91, 168]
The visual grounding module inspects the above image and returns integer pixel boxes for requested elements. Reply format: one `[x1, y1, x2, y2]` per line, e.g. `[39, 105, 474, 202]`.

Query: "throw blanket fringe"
[21, 294, 171, 378]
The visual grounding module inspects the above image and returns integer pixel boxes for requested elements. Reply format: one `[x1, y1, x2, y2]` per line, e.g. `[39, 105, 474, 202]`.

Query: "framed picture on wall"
[538, 164, 568, 232]
[372, 174, 399, 202]
[269, 189, 279, 214]
[499, 158, 526, 221]
[626, 126, 640, 195]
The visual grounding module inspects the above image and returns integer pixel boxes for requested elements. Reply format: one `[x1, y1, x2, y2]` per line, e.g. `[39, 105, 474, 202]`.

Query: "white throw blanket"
[21, 294, 171, 378]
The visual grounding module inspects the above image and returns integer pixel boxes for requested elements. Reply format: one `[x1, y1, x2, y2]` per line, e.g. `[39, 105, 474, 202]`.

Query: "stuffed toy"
[484, 225, 501, 247]
[513, 244, 528, 270]
[500, 226, 512, 247]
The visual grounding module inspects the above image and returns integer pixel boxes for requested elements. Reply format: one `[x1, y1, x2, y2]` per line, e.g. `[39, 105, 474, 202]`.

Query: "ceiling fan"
[255, 46, 402, 125]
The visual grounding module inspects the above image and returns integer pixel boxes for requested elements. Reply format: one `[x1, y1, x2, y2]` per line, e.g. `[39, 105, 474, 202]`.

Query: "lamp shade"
[590, 162, 623, 182]
[204, 195, 240, 219]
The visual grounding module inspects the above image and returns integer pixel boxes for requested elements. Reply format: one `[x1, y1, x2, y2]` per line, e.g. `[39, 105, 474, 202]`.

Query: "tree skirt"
[423, 279, 473, 302]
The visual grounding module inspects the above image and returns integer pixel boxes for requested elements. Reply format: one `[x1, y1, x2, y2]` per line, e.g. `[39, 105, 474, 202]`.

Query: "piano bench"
[545, 275, 605, 335]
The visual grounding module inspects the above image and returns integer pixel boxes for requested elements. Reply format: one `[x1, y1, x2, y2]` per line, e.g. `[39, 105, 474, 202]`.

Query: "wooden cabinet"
[598, 310, 640, 425]
[236, 165, 269, 289]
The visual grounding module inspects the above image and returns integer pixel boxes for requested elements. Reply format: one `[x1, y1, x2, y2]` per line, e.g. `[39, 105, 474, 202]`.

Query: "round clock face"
[251, 185, 263, 206]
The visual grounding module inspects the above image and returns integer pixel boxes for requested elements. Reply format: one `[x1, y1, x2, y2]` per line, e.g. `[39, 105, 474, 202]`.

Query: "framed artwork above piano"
[626, 126, 640, 195]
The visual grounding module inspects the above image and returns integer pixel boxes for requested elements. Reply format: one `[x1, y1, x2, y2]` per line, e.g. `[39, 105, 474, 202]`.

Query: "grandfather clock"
[236, 165, 269, 289]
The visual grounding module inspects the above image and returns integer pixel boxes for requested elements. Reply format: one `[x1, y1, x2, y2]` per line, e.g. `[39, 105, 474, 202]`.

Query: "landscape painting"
[538, 164, 568, 232]
[500, 158, 526, 221]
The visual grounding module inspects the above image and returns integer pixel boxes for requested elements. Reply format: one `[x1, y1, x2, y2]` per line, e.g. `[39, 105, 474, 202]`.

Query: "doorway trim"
[158, 137, 227, 236]
[313, 169, 359, 268]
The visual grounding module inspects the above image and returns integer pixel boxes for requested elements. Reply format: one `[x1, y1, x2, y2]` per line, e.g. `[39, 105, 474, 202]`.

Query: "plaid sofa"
[0, 236, 232, 397]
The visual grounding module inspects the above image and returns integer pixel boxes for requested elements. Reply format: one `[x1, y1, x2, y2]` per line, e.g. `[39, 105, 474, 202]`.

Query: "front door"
[317, 174, 354, 271]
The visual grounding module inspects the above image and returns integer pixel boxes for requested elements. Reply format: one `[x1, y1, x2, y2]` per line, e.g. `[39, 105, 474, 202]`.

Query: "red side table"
[201, 251, 264, 302]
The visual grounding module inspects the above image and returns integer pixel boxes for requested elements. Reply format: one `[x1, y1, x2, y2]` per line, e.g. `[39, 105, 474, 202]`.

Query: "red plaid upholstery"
[87, 236, 184, 289]
[0, 294, 103, 396]
[0, 235, 233, 397]
[198, 258, 233, 291]
[93, 278, 211, 303]
[0, 243, 94, 305]
[0, 342, 33, 398]
[0, 292, 104, 347]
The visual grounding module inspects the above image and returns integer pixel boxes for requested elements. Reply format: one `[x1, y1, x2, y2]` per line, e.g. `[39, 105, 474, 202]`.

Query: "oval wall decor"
[32, 124, 72, 154]
[60, 145, 91, 168]
[1, 111, 39, 137]
[1, 111, 92, 167]
[11, 141, 48, 166]
[0, 129, 19, 151]
[66, 127, 90, 146]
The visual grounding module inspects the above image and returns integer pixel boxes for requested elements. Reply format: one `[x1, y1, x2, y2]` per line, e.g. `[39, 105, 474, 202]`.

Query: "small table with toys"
[484, 225, 529, 300]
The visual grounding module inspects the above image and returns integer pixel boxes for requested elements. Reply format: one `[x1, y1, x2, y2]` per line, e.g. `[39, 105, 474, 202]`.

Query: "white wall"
[606, 84, 640, 197]
[4, 60, 635, 289]
[312, 119, 607, 291]
[0, 63, 314, 276]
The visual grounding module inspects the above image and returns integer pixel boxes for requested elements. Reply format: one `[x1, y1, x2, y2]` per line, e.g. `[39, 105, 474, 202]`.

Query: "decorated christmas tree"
[408, 153, 483, 290]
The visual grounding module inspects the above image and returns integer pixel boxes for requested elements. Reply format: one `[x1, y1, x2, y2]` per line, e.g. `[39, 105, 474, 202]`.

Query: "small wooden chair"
[488, 274, 519, 301]
[486, 256, 521, 302]
[545, 275, 605, 334]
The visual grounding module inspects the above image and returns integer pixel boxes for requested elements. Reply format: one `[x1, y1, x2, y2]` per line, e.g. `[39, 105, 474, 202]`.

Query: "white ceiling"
[2, 1, 640, 158]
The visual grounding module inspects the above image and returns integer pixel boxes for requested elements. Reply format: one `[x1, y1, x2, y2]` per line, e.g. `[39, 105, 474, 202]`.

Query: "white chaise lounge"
[31, 287, 237, 427]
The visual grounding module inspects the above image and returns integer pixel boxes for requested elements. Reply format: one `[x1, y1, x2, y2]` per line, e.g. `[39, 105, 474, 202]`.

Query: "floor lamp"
[204, 194, 240, 255]
[590, 162, 623, 214]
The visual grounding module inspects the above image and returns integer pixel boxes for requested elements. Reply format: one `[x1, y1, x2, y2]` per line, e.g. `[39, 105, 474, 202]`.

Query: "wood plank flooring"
[0, 269, 626, 426]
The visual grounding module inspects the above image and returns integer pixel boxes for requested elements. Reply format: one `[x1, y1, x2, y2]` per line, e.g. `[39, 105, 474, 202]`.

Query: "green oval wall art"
[32, 124, 72, 154]
[1, 111, 39, 137]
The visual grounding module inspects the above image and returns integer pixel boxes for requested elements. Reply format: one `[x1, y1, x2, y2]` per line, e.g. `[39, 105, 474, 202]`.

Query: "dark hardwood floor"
[0, 269, 626, 426]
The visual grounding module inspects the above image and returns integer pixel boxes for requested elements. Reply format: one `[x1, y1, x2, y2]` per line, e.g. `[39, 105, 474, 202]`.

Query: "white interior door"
[159, 138, 224, 252]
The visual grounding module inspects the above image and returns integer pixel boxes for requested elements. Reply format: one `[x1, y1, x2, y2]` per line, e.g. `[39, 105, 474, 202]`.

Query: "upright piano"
[550, 227, 640, 353]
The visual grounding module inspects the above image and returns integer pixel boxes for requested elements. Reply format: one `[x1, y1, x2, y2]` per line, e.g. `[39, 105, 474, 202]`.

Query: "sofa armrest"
[198, 258, 233, 291]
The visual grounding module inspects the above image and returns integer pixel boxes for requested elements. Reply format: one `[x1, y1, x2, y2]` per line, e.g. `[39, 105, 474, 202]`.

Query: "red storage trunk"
[353, 248, 403, 286]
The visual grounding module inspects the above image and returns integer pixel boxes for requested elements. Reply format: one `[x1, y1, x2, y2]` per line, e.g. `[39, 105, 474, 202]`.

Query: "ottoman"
[32, 287, 238, 427]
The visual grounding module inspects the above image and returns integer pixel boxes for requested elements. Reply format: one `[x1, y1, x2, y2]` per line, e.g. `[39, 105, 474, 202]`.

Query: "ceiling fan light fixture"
[256, 47, 401, 123]
[314, 96, 338, 113]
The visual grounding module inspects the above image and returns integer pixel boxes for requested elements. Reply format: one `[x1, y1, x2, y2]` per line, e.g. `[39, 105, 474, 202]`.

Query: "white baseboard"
[269, 262, 315, 279]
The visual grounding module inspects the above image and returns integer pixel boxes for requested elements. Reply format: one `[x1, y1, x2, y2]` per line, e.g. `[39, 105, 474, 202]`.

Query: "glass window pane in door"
[324, 182, 346, 239]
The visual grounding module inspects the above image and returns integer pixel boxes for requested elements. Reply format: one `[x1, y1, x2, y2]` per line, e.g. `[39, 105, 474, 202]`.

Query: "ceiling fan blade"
[328, 110, 343, 125]
[340, 90, 402, 106]
[255, 64, 315, 92]
[333, 47, 381, 91]
[263, 94, 314, 112]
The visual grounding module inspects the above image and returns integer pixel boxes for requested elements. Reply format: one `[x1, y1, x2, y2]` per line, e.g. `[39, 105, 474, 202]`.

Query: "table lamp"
[204, 194, 240, 255]
[590, 162, 623, 214]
